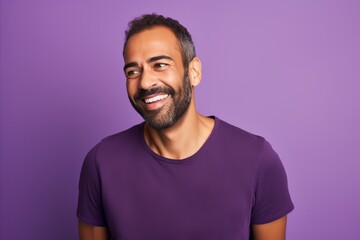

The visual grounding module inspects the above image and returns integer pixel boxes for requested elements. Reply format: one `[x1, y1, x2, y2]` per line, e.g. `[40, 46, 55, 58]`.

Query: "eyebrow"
[148, 55, 173, 63]
[123, 55, 174, 71]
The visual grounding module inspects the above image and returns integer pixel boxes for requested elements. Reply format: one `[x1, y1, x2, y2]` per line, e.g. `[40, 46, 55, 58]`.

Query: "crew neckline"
[139, 116, 220, 163]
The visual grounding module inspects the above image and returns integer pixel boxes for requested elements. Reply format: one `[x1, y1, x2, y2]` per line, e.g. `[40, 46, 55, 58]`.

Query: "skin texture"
[124, 26, 193, 130]
[252, 216, 288, 240]
[78, 221, 109, 240]
[79, 26, 288, 239]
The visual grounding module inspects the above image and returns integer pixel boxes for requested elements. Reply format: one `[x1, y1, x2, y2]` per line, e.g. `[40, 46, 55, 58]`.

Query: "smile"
[144, 94, 169, 104]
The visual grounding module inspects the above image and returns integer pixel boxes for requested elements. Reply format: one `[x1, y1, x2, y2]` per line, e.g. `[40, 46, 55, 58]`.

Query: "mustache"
[134, 87, 175, 101]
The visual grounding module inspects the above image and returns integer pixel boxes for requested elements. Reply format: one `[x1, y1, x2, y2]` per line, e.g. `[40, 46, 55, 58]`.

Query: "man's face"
[123, 26, 192, 130]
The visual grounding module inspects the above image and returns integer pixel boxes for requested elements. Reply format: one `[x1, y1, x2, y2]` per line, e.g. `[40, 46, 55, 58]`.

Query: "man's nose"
[139, 68, 157, 90]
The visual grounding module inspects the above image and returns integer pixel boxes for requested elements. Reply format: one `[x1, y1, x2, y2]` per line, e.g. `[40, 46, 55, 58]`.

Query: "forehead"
[124, 26, 181, 62]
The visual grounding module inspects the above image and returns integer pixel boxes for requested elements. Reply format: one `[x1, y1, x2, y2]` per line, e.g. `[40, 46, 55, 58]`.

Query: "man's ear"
[188, 57, 202, 87]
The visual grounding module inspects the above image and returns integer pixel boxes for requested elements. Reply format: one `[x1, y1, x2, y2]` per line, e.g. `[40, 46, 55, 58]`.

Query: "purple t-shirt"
[77, 117, 294, 239]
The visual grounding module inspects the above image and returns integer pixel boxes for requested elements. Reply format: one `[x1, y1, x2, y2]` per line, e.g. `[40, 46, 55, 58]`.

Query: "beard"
[129, 74, 192, 130]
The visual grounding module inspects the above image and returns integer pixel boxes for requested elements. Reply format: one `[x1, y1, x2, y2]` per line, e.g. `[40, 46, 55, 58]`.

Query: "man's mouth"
[143, 94, 169, 104]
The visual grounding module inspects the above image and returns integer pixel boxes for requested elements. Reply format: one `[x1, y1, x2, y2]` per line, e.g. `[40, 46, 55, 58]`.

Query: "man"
[77, 14, 294, 240]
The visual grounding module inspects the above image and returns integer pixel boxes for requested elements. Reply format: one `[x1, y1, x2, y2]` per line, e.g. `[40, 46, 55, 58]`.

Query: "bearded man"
[77, 13, 294, 240]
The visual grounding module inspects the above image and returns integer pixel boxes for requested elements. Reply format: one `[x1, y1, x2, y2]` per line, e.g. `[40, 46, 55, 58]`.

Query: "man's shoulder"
[215, 117, 282, 171]
[216, 117, 266, 148]
[84, 122, 144, 163]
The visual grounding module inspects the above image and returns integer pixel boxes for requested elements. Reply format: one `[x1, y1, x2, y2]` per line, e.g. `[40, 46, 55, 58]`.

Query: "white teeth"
[144, 94, 169, 104]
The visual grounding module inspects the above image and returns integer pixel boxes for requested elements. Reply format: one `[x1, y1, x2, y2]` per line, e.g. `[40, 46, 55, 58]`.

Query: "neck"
[143, 107, 215, 160]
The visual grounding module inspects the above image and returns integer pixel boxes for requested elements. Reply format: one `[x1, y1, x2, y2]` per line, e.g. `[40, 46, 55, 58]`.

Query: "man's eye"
[154, 63, 169, 70]
[126, 69, 141, 78]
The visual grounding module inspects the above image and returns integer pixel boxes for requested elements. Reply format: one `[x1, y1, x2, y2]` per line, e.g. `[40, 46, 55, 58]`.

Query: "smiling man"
[77, 14, 294, 240]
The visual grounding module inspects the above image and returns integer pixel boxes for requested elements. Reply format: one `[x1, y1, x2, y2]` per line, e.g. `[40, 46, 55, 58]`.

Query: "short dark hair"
[123, 13, 196, 71]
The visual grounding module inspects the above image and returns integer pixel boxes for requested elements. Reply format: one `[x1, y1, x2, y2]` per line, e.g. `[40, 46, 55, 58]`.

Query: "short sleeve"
[77, 143, 107, 226]
[251, 140, 294, 224]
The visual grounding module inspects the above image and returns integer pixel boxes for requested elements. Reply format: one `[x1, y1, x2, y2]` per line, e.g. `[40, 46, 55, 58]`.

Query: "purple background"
[1, 0, 359, 239]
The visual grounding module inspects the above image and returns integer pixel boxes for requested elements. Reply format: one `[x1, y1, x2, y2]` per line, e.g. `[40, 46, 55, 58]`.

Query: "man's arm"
[78, 220, 109, 240]
[252, 215, 288, 240]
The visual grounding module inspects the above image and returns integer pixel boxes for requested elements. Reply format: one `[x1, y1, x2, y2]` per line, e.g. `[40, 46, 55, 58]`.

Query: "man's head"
[123, 14, 201, 130]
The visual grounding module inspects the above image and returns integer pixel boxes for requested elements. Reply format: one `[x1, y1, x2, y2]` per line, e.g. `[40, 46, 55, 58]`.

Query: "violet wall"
[1, 0, 359, 239]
